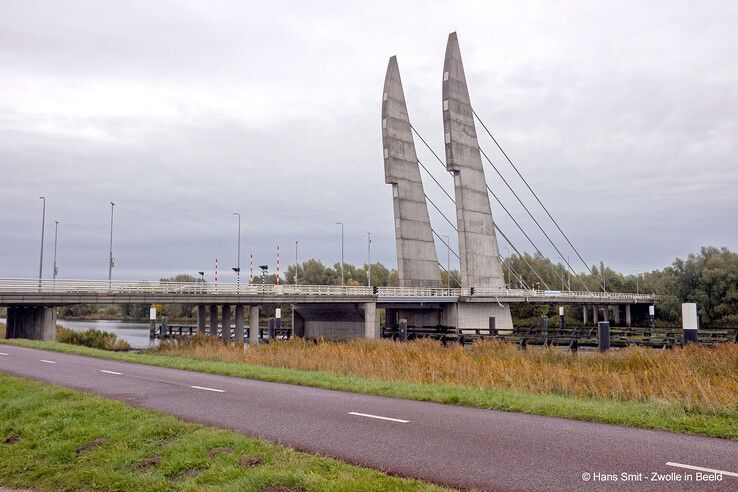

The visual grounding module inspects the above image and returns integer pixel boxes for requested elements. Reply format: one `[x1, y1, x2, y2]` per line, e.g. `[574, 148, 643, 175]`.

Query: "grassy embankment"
[2, 335, 737, 440]
[0, 373, 446, 491]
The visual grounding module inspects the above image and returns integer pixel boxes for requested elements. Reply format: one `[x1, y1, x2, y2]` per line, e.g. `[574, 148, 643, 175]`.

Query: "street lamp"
[52, 220, 59, 280]
[335, 221, 344, 286]
[442, 235, 451, 288]
[232, 212, 241, 286]
[294, 240, 300, 285]
[38, 196, 46, 281]
[108, 202, 115, 282]
[259, 265, 268, 286]
[366, 232, 372, 287]
[198, 271, 205, 294]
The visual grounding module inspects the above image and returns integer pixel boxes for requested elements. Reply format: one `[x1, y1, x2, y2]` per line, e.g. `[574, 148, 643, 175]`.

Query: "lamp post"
[366, 232, 372, 287]
[232, 212, 241, 286]
[259, 265, 268, 286]
[294, 240, 299, 285]
[335, 221, 344, 286]
[443, 235, 451, 288]
[198, 271, 205, 294]
[108, 202, 115, 282]
[38, 196, 46, 281]
[52, 220, 59, 280]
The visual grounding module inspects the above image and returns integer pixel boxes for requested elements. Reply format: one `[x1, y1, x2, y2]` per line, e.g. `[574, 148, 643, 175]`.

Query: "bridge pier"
[363, 302, 379, 339]
[197, 305, 206, 335]
[209, 305, 218, 337]
[582, 306, 588, 325]
[221, 304, 231, 341]
[5, 306, 56, 341]
[249, 305, 260, 346]
[625, 304, 632, 327]
[613, 305, 621, 326]
[235, 305, 245, 345]
[592, 305, 599, 325]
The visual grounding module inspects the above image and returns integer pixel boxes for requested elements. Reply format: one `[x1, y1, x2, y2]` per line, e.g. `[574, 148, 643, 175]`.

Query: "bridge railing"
[0, 279, 657, 302]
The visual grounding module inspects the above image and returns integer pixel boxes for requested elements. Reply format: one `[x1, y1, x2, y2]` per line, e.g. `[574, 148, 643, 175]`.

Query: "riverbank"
[0, 373, 446, 491]
[2, 337, 736, 440]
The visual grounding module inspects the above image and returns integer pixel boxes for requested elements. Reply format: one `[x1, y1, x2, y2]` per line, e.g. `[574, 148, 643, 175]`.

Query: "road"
[0, 344, 736, 491]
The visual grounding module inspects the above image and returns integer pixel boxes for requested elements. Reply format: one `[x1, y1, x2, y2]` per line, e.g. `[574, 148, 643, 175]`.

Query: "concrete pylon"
[382, 56, 442, 288]
[442, 32, 505, 289]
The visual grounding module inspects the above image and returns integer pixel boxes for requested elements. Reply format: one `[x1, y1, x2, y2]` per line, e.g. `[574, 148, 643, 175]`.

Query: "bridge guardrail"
[0, 279, 657, 302]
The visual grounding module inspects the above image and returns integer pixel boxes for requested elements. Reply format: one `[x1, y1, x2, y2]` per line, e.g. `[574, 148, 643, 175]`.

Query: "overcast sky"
[1, 0, 736, 282]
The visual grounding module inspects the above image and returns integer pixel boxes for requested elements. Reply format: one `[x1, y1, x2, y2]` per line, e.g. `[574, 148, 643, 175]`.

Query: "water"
[57, 319, 157, 349]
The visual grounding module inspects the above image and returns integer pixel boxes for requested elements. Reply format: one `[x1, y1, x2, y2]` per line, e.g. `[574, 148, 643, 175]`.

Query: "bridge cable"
[472, 110, 604, 291]
[478, 146, 592, 293]
[412, 125, 560, 290]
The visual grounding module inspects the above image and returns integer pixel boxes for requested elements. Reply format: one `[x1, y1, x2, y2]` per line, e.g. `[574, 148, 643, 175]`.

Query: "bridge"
[3, 33, 659, 344]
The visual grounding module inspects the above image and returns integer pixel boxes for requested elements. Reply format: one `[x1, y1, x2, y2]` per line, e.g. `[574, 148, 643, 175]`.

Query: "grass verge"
[0, 373, 447, 491]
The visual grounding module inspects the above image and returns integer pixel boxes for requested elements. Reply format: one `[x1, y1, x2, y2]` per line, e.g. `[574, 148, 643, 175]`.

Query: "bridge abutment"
[209, 305, 218, 337]
[5, 306, 56, 341]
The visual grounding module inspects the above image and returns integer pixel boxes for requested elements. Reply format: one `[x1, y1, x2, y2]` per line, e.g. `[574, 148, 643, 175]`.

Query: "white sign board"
[649, 305, 655, 316]
[275, 308, 282, 318]
[681, 303, 699, 330]
[559, 306, 564, 316]
[149, 307, 157, 320]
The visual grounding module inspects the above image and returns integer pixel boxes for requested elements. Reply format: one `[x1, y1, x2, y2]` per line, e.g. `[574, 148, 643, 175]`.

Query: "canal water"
[0, 318, 156, 350]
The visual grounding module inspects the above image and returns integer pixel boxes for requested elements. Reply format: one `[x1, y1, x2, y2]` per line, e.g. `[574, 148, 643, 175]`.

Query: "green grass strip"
[0, 372, 447, 491]
[2, 339, 737, 440]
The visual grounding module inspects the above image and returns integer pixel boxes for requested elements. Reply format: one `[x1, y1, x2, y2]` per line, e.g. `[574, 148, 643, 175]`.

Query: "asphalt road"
[0, 344, 736, 491]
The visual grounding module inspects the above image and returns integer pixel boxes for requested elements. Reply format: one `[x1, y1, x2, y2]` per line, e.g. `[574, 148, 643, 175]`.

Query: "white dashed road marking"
[190, 385, 225, 393]
[348, 412, 410, 423]
[99, 370, 122, 375]
[39, 359, 56, 364]
[666, 462, 738, 478]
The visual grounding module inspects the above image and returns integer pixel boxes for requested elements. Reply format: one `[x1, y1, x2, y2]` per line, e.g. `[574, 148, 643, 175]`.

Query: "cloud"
[1, 0, 737, 280]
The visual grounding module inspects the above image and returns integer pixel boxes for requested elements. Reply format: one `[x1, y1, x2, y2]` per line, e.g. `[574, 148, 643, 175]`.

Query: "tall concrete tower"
[382, 56, 442, 288]
[442, 32, 505, 290]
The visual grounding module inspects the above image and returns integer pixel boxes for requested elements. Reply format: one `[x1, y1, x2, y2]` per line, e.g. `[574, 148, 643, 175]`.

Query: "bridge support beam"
[363, 302, 379, 339]
[197, 305, 206, 335]
[249, 305, 260, 346]
[625, 304, 632, 327]
[234, 305, 245, 345]
[221, 304, 231, 341]
[209, 305, 218, 337]
[5, 306, 56, 341]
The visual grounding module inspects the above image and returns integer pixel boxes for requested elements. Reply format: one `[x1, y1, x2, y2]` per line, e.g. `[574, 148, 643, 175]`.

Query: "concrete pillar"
[221, 305, 231, 341]
[625, 304, 632, 327]
[234, 305, 245, 345]
[592, 305, 599, 324]
[197, 305, 207, 335]
[249, 305, 260, 346]
[364, 302, 379, 339]
[613, 305, 621, 326]
[582, 306, 588, 325]
[5, 306, 56, 341]
[209, 305, 218, 337]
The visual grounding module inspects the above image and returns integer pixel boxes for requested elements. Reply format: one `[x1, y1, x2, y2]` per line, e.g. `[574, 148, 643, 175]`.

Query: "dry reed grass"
[157, 337, 738, 413]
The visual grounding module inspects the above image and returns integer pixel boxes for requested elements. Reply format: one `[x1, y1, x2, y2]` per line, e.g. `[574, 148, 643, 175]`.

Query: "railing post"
[598, 321, 610, 352]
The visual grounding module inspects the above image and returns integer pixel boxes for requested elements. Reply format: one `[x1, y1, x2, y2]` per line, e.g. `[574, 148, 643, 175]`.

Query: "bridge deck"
[0, 279, 656, 306]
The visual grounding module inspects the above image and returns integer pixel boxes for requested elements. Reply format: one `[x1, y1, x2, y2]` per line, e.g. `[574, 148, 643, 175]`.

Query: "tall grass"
[56, 326, 131, 351]
[157, 337, 738, 413]
[0, 323, 5, 339]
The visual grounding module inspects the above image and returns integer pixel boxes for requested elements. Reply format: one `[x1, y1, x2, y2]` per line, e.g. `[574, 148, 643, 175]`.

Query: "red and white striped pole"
[276, 245, 281, 285]
[249, 254, 253, 284]
[215, 258, 218, 288]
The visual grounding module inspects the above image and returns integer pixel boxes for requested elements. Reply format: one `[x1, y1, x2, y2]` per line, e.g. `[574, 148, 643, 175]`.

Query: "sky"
[1, 0, 736, 282]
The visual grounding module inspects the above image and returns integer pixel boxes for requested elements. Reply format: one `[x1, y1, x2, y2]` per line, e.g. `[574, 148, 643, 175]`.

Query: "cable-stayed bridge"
[2, 32, 656, 342]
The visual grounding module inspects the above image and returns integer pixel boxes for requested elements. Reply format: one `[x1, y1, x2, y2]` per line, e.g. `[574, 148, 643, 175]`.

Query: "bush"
[56, 326, 131, 351]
